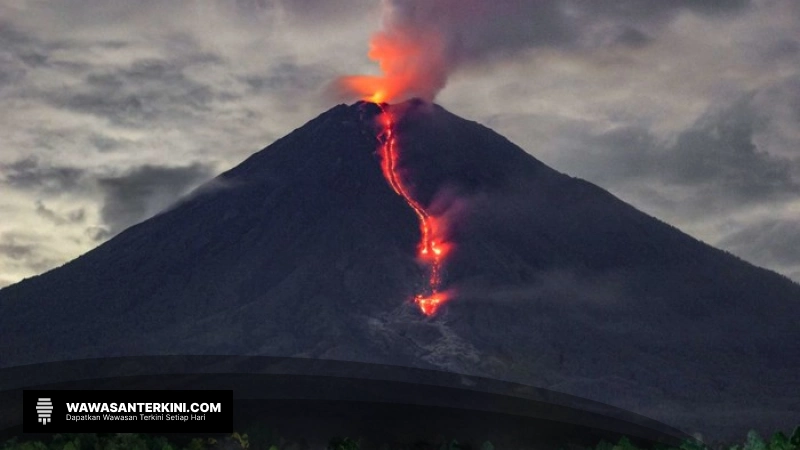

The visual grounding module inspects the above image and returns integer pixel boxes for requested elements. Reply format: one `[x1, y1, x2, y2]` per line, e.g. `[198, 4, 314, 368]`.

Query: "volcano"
[1, 100, 799, 441]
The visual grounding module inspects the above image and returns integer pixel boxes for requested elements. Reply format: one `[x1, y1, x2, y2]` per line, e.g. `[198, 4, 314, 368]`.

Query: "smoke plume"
[337, 0, 451, 103]
[334, 0, 752, 104]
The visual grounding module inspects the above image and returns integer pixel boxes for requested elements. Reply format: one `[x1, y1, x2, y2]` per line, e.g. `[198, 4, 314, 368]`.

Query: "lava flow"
[376, 105, 449, 316]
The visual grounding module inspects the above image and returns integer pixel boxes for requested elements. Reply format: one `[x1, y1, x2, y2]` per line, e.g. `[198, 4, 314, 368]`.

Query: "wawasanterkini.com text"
[66, 402, 221, 413]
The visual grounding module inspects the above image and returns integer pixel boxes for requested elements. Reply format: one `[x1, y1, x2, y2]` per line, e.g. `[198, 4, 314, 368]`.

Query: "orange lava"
[415, 292, 448, 317]
[376, 105, 449, 315]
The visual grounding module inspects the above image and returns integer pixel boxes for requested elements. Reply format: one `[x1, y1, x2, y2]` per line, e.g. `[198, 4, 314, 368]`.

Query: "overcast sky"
[1, 0, 799, 287]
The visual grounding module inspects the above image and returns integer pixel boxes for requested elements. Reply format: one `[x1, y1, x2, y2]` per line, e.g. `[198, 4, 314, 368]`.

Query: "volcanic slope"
[1, 100, 799, 440]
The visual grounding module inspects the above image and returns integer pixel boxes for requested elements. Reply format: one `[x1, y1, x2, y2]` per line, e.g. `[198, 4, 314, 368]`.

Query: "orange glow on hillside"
[376, 105, 450, 315]
[415, 292, 448, 317]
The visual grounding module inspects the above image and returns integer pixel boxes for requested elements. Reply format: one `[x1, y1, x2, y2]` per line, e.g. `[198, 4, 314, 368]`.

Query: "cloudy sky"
[1, 0, 799, 287]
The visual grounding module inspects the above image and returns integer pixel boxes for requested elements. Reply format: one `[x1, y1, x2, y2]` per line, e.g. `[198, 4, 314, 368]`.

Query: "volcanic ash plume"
[337, 0, 450, 104]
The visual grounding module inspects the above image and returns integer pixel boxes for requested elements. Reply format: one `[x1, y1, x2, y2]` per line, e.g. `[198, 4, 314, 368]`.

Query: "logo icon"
[36, 398, 53, 425]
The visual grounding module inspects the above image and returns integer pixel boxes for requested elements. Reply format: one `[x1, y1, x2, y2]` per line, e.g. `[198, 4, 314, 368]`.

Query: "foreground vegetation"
[2, 426, 798, 450]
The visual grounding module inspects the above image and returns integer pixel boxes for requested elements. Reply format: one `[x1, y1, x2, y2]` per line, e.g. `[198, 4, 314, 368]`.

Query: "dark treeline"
[3, 426, 799, 450]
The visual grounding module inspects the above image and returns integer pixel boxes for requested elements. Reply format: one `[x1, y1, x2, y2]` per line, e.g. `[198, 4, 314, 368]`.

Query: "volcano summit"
[1, 100, 799, 441]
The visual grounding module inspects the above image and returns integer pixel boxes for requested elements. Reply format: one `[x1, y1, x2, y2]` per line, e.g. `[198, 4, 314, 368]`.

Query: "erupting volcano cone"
[1, 99, 799, 441]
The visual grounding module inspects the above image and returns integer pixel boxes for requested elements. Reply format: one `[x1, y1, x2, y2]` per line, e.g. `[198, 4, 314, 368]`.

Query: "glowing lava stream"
[375, 104, 448, 316]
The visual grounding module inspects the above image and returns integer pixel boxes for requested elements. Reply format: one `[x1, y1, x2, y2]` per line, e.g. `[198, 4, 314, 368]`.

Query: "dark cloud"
[0, 22, 34, 89]
[0, 65, 22, 91]
[89, 134, 133, 153]
[719, 219, 800, 268]
[0, 21, 31, 47]
[444, 1, 576, 57]
[54, 56, 223, 127]
[20, 35, 223, 128]
[244, 61, 333, 93]
[0, 157, 86, 193]
[676, 0, 751, 15]
[555, 95, 800, 209]
[85, 226, 112, 243]
[96, 163, 214, 238]
[0, 232, 62, 280]
[0, 235, 34, 261]
[273, 0, 374, 24]
[28, 128, 85, 152]
[243, 59, 337, 109]
[35, 201, 86, 226]
[576, 0, 751, 20]
[382, 0, 752, 64]
[0, 20, 90, 74]
[613, 28, 652, 48]
[758, 38, 800, 63]
[664, 100, 795, 200]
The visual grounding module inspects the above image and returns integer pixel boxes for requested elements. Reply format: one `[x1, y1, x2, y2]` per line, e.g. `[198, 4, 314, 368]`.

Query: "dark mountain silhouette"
[1, 99, 798, 441]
